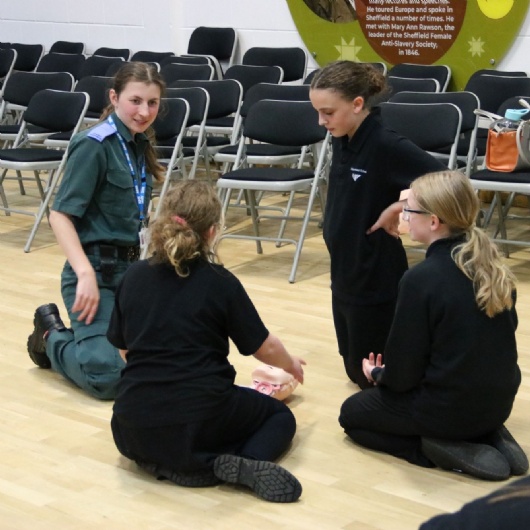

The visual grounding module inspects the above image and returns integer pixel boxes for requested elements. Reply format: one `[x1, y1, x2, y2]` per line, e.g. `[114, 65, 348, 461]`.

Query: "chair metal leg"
[221, 188, 232, 216]
[17, 170, 26, 195]
[275, 190, 296, 247]
[492, 191, 510, 257]
[493, 192, 516, 239]
[247, 190, 263, 254]
[288, 180, 320, 284]
[0, 168, 9, 214]
[24, 168, 59, 253]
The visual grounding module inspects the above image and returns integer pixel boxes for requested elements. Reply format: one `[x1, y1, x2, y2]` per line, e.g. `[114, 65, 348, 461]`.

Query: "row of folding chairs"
[3, 62, 529, 275]
[0, 88, 90, 252]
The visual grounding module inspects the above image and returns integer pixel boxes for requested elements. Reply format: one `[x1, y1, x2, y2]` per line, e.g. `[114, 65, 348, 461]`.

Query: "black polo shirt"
[108, 259, 269, 427]
[323, 110, 445, 305]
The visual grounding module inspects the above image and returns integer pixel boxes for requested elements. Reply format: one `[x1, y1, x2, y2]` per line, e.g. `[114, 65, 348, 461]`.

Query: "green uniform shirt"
[53, 113, 153, 246]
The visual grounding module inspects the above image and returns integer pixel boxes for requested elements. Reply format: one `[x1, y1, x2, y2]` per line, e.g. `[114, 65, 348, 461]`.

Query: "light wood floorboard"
[0, 178, 529, 529]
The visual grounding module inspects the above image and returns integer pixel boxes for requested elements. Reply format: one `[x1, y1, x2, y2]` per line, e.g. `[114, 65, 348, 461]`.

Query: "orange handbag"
[478, 105, 530, 172]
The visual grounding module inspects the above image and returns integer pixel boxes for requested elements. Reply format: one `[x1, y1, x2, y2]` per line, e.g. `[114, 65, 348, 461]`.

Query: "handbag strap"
[516, 120, 530, 166]
[474, 108, 503, 122]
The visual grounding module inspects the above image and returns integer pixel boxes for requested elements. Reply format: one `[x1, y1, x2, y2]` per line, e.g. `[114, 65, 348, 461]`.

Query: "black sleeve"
[225, 278, 269, 357]
[106, 280, 127, 350]
[378, 270, 432, 392]
[387, 135, 448, 192]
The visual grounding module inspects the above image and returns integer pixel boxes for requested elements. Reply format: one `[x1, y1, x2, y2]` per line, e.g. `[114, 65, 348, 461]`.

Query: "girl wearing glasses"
[309, 61, 444, 389]
[339, 170, 525, 480]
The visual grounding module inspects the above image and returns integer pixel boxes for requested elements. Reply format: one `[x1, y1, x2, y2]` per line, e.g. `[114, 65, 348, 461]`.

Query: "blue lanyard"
[107, 116, 147, 221]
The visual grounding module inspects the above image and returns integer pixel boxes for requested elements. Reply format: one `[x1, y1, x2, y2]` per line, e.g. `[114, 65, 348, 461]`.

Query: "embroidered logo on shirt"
[351, 167, 367, 182]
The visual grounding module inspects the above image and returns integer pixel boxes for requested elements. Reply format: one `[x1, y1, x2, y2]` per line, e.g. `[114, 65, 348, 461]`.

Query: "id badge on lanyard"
[107, 116, 148, 251]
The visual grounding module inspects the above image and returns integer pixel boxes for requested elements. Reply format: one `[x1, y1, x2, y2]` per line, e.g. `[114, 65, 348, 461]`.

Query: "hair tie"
[172, 215, 187, 227]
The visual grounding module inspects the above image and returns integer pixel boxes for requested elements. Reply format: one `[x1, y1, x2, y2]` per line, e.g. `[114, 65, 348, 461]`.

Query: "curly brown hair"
[310, 60, 387, 108]
[148, 181, 223, 277]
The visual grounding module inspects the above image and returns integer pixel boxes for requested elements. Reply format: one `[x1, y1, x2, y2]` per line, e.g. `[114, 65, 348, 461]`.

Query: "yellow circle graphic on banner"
[476, 0, 514, 20]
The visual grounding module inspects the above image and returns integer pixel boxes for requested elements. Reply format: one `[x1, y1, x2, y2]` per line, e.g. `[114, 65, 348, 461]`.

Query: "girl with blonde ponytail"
[339, 170, 525, 481]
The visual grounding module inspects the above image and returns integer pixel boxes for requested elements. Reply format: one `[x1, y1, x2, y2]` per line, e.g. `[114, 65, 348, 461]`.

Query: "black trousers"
[339, 385, 507, 468]
[338, 386, 433, 467]
[332, 295, 396, 389]
[111, 386, 296, 473]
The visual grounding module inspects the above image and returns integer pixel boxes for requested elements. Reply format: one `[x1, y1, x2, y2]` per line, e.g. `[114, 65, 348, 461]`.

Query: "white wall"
[0, 0, 528, 73]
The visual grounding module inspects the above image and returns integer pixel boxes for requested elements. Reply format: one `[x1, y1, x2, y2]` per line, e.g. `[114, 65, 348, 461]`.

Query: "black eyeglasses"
[402, 207, 445, 224]
[402, 207, 429, 221]
[402, 207, 429, 216]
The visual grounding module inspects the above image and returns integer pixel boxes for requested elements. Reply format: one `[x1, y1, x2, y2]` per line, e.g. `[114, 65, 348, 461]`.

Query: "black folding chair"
[0, 89, 89, 251]
[217, 99, 331, 283]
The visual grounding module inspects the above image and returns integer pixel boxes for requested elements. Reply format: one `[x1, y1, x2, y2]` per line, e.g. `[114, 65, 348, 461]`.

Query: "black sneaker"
[421, 437, 510, 481]
[486, 426, 529, 476]
[27, 303, 66, 369]
[136, 460, 220, 487]
[213, 454, 302, 503]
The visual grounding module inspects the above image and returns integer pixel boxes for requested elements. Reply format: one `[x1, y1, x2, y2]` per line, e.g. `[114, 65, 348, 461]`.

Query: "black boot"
[483, 426, 529, 476]
[27, 303, 67, 369]
[213, 455, 302, 503]
[421, 437, 510, 481]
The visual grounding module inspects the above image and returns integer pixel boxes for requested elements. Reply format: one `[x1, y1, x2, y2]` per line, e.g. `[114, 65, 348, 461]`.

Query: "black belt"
[83, 243, 140, 262]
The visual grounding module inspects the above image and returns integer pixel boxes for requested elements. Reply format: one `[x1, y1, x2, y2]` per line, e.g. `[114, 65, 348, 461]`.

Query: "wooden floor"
[1, 178, 530, 529]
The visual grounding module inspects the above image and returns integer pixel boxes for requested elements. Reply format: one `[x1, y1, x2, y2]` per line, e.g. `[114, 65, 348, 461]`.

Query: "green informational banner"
[287, 0, 530, 89]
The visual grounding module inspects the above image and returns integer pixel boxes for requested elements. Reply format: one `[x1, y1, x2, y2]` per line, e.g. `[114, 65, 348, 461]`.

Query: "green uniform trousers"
[46, 255, 128, 400]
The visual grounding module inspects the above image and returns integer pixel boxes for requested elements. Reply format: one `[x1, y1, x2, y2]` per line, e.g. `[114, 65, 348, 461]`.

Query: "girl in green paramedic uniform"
[27, 62, 165, 399]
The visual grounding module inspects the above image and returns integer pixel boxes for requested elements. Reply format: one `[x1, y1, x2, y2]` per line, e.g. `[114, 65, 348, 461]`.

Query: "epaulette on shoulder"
[87, 122, 117, 143]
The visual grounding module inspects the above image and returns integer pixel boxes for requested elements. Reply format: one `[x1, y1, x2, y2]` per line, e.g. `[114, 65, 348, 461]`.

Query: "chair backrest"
[388, 63, 451, 91]
[36, 52, 86, 80]
[389, 90, 480, 174]
[242, 46, 307, 83]
[130, 50, 174, 63]
[387, 76, 440, 97]
[497, 96, 530, 117]
[187, 26, 237, 66]
[241, 83, 310, 118]
[0, 48, 17, 79]
[2, 71, 74, 107]
[105, 60, 128, 78]
[153, 97, 190, 143]
[379, 101, 462, 169]
[466, 69, 528, 85]
[74, 75, 112, 117]
[49, 40, 85, 54]
[165, 87, 210, 127]
[11, 43, 44, 72]
[223, 64, 283, 97]
[170, 79, 242, 120]
[389, 90, 479, 136]
[23, 89, 89, 133]
[305, 62, 386, 85]
[464, 74, 530, 113]
[243, 99, 326, 147]
[93, 47, 131, 61]
[78, 55, 124, 79]
[303, 69, 319, 85]
[160, 55, 211, 67]
[160, 63, 214, 84]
